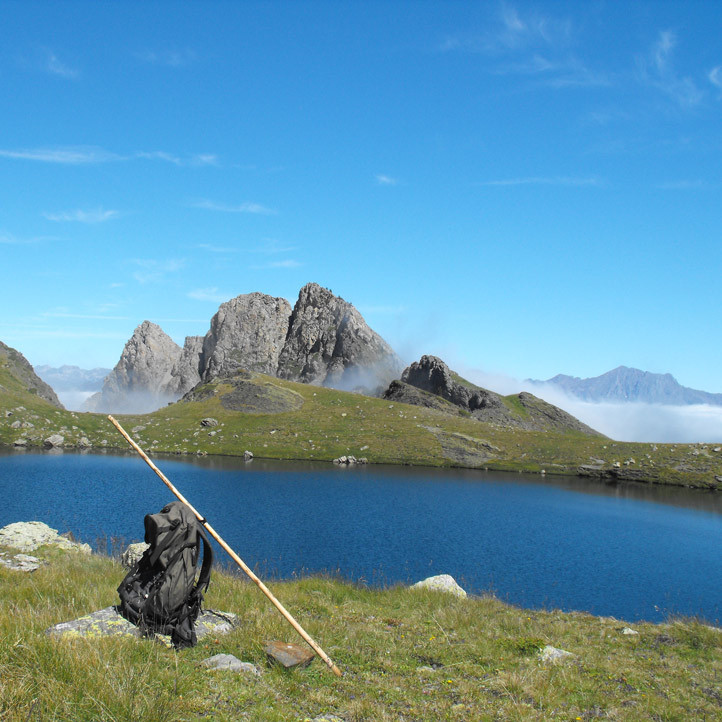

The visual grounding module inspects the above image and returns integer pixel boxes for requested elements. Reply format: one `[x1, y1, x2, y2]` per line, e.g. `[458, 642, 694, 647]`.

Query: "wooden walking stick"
[107, 415, 343, 677]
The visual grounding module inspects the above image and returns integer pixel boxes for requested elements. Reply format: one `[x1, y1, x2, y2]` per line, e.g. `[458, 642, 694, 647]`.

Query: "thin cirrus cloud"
[191, 199, 276, 215]
[709, 66, 722, 94]
[130, 258, 185, 284]
[134, 49, 196, 67]
[478, 176, 602, 187]
[375, 174, 399, 186]
[187, 287, 233, 303]
[0, 146, 217, 166]
[43, 208, 119, 223]
[45, 51, 79, 79]
[636, 30, 703, 107]
[249, 259, 302, 270]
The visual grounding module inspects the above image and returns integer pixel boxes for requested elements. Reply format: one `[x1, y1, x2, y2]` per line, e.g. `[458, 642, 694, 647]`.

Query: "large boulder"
[411, 574, 467, 598]
[200, 293, 292, 380]
[0, 521, 91, 554]
[276, 283, 402, 389]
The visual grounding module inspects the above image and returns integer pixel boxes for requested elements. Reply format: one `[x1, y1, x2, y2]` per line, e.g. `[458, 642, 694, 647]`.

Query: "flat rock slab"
[45, 606, 239, 643]
[264, 640, 315, 669]
[0, 552, 45, 572]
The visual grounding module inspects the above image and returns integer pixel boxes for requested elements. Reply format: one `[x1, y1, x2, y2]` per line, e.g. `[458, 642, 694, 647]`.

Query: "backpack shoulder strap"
[194, 521, 213, 594]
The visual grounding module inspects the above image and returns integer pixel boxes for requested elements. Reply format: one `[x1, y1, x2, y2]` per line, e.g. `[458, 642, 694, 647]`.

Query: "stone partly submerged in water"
[45, 606, 239, 643]
[0, 521, 91, 554]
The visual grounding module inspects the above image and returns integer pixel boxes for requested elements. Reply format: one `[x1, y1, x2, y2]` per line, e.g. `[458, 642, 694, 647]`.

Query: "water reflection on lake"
[1, 449, 720, 624]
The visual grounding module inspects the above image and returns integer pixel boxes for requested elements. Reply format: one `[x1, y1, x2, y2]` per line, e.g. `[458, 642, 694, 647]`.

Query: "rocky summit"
[200, 292, 292, 380]
[85, 283, 403, 413]
[277, 283, 402, 389]
[387, 355, 604, 435]
[84, 321, 184, 414]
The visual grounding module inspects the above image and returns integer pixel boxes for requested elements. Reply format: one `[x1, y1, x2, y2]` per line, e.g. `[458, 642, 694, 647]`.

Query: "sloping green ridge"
[1, 367, 721, 489]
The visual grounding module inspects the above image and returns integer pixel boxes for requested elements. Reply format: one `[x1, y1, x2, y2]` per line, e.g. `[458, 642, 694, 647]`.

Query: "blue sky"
[2, 0, 721, 394]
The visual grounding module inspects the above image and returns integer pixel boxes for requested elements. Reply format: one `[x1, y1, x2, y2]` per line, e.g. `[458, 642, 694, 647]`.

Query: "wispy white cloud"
[478, 176, 602, 187]
[187, 287, 232, 303]
[44, 208, 119, 223]
[41, 312, 130, 320]
[195, 243, 239, 254]
[250, 259, 302, 270]
[130, 258, 185, 284]
[709, 66, 722, 95]
[376, 174, 399, 186]
[0, 146, 122, 164]
[637, 30, 703, 107]
[134, 49, 196, 67]
[0, 230, 57, 244]
[248, 238, 297, 254]
[0, 146, 218, 167]
[655, 179, 708, 190]
[45, 50, 79, 79]
[191, 199, 277, 215]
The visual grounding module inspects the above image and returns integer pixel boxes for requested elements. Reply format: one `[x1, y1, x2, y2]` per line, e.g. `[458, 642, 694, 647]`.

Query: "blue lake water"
[1, 450, 720, 624]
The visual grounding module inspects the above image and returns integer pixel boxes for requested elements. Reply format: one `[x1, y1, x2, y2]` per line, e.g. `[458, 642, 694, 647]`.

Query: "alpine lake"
[1, 449, 720, 626]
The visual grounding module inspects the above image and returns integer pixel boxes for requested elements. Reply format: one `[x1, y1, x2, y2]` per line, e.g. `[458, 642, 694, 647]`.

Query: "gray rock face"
[402, 355, 503, 413]
[277, 283, 402, 389]
[200, 293, 292, 380]
[0, 340, 63, 408]
[392, 355, 603, 435]
[86, 321, 183, 414]
[166, 335, 203, 396]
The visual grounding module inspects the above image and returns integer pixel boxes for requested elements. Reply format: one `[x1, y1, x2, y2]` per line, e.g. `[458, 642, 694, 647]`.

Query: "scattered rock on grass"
[0, 552, 45, 572]
[411, 574, 467, 598]
[121, 542, 150, 569]
[202, 654, 261, 675]
[201, 417, 218, 427]
[265, 640, 314, 669]
[244, 450, 253, 461]
[539, 645, 575, 663]
[43, 434, 64, 448]
[622, 627, 639, 636]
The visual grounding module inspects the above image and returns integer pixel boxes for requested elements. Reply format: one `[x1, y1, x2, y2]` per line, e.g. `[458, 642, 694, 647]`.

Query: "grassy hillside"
[1, 368, 721, 490]
[1, 544, 720, 721]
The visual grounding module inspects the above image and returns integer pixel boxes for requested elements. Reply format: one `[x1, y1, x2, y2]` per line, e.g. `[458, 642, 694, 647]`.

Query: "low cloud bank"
[57, 390, 96, 411]
[460, 366, 722, 444]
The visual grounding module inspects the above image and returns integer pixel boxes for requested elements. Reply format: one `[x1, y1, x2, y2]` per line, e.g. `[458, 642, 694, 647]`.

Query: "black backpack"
[117, 501, 213, 649]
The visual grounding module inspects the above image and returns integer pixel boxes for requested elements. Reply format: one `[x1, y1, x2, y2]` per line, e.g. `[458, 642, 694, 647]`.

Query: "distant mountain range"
[34, 365, 110, 392]
[531, 366, 722, 406]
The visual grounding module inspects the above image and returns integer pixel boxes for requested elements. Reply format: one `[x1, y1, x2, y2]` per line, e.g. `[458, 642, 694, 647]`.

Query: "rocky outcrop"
[389, 355, 604, 435]
[84, 321, 183, 414]
[166, 335, 204, 396]
[277, 283, 402, 389]
[0, 521, 91, 554]
[0, 341, 63, 408]
[411, 574, 467, 598]
[84, 284, 402, 414]
[200, 293, 292, 380]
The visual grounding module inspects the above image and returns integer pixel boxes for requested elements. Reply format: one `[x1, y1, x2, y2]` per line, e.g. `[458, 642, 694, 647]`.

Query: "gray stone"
[46, 607, 239, 641]
[201, 417, 218, 427]
[84, 321, 184, 414]
[201, 654, 261, 675]
[0, 521, 91, 554]
[539, 645, 575, 663]
[13, 438, 27, 447]
[411, 574, 467, 598]
[77, 437, 91, 448]
[277, 282, 401, 390]
[44, 434, 64, 448]
[0, 552, 45, 572]
[264, 640, 315, 669]
[201, 292, 293, 379]
[10, 420, 21, 429]
[244, 450, 254, 461]
[121, 542, 149, 569]
[622, 627, 639, 636]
